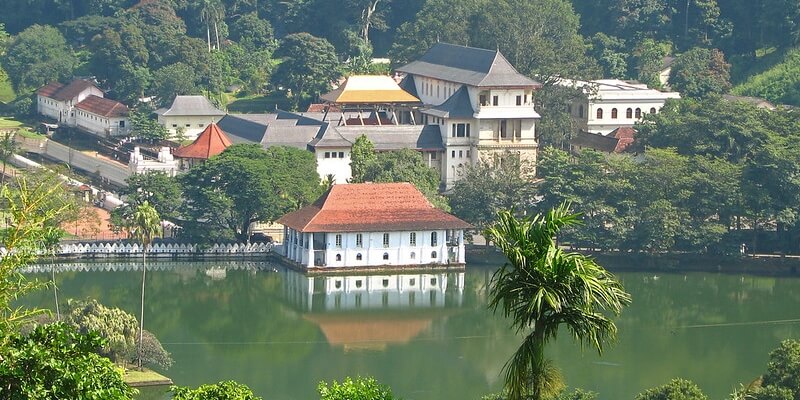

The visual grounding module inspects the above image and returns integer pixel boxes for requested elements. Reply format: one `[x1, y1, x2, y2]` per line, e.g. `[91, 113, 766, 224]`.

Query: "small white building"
[559, 79, 680, 136]
[156, 95, 226, 139]
[36, 79, 130, 138]
[277, 182, 471, 270]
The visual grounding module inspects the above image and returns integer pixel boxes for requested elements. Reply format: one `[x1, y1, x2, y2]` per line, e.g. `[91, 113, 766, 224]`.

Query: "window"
[410, 278, 416, 286]
[383, 233, 390, 248]
[199, 124, 204, 127]
[479, 94, 488, 106]
[650, 107, 657, 114]
[383, 279, 389, 288]
[410, 252, 416, 259]
[516, 95, 522, 106]
[324, 152, 331, 158]
[596, 108, 603, 119]
[172, 124, 178, 128]
[500, 120, 508, 138]
[524, 94, 528, 104]
[492, 96, 499, 106]
[119, 121, 125, 128]
[431, 152, 437, 160]
[436, 85, 440, 97]
[454, 123, 468, 137]
[635, 108, 642, 118]
[356, 233, 363, 248]
[185, 124, 191, 127]
[410, 232, 417, 246]
[466, 150, 471, 158]
[626, 108, 633, 118]
[335, 234, 342, 248]
[382, 252, 389, 260]
[451, 150, 456, 158]
[338, 152, 345, 158]
[458, 150, 463, 158]
[356, 280, 363, 288]
[335, 280, 342, 289]
[578, 105, 584, 118]
[356, 253, 363, 260]
[331, 152, 337, 158]
[431, 232, 438, 246]
[335, 253, 342, 261]
[611, 108, 618, 119]
[430, 278, 437, 285]
[431, 251, 437, 259]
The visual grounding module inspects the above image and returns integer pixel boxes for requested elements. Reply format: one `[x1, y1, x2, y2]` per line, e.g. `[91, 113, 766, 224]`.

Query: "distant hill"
[732, 48, 800, 106]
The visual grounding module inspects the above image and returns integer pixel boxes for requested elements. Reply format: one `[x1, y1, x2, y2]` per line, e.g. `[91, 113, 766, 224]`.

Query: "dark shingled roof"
[75, 95, 129, 118]
[277, 183, 471, 233]
[37, 79, 99, 101]
[396, 43, 541, 88]
[571, 131, 619, 153]
[217, 112, 325, 150]
[425, 86, 474, 118]
[217, 114, 271, 144]
[398, 74, 419, 98]
[311, 124, 444, 151]
[161, 95, 225, 116]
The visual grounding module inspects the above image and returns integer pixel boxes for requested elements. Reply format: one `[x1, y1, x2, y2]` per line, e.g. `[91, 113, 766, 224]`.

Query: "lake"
[22, 259, 800, 399]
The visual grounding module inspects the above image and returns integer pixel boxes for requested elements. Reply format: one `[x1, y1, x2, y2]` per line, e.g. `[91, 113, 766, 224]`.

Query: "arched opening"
[626, 108, 633, 118]
[431, 251, 437, 259]
[596, 108, 603, 119]
[383, 252, 389, 260]
[335, 254, 342, 262]
[611, 108, 618, 119]
[635, 108, 642, 118]
[650, 107, 657, 114]
[356, 253, 362, 261]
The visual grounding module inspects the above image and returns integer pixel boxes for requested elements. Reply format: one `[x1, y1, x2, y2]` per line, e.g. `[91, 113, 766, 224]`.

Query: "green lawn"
[0, 67, 15, 104]
[123, 366, 173, 387]
[0, 117, 23, 128]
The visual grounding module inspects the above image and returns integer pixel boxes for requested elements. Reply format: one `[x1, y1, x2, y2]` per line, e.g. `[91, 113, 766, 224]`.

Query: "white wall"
[316, 147, 351, 183]
[75, 109, 129, 138]
[158, 115, 221, 139]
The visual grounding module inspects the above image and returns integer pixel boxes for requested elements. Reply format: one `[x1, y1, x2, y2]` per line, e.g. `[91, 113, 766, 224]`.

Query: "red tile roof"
[278, 182, 472, 233]
[36, 82, 64, 98]
[610, 127, 636, 153]
[75, 95, 129, 118]
[172, 123, 232, 159]
[37, 79, 99, 102]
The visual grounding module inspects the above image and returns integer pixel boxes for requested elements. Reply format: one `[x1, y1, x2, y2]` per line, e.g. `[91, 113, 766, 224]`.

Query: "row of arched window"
[335, 251, 438, 262]
[595, 107, 657, 120]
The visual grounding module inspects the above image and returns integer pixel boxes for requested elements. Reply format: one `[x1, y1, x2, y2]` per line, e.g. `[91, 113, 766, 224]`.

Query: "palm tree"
[128, 201, 161, 369]
[485, 204, 632, 400]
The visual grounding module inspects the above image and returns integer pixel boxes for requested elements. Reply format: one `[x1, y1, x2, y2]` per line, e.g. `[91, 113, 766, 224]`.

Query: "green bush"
[733, 49, 800, 106]
[171, 381, 260, 400]
[318, 376, 398, 400]
[635, 378, 707, 400]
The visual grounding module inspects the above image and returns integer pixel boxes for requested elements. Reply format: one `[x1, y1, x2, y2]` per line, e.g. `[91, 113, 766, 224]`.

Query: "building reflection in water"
[282, 269, 466, 350]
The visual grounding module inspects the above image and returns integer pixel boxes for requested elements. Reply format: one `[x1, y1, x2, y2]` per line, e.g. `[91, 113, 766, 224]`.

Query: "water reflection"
[282, 270, 466, 351]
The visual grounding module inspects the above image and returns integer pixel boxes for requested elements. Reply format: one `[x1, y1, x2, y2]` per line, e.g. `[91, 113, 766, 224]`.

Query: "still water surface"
[23, 260, 800, 399]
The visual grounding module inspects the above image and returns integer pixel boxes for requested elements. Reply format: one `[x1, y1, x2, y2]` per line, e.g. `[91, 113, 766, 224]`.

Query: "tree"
[120, 171, 183, 221]
[272, 33, 340, 108]
[368, 149, 448, 210]
[65, 299, 138, 365]
[631, 39, 671, 88]
[129, 109, 170, 141]
[127, 201, 162, 369]
[318, 376, 397, 400]
[229, 12, 275, 52]
[0, 323, 137, 399]
[0, 130, 18, 185]
[634, 378, 708, 400]
[171, 381, 261, 400]
[1, 24, 77, 93]
[349, 134, 376, 183]
[180, 144, 321, 242]
[485, 205, 631, 400]
[669, 47, 731, 98]
[151, 62, 201, 107]
[762, 340, 800, 399]
[450, 152, 536, 234]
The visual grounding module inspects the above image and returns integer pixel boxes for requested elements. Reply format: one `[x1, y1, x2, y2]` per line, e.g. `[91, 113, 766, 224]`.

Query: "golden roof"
[320, 75, 420, 104]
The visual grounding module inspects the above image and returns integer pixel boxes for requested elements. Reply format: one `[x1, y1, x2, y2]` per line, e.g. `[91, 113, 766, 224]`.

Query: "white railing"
[54, 241, 273, 258]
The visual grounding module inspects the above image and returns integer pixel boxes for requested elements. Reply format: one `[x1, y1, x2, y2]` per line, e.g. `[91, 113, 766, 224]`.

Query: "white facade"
[157, 116, 218, 139]
[316, 147, 352, 183]
[36, 82, 129, 138]
[74, 108, 129, 137]
[36, 85, 104, 124]
[282, 228, 466, 269]
[561, 79, 681, 135]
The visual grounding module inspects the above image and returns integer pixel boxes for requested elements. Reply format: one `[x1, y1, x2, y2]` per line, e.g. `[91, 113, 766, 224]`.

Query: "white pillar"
[458, 230, 466, 263]
[306, 233, 314, 268]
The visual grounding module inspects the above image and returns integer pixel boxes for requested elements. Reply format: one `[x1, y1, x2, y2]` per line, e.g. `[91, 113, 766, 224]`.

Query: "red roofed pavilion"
[172, 122, 232, 169]
[277, 182, 470, 270]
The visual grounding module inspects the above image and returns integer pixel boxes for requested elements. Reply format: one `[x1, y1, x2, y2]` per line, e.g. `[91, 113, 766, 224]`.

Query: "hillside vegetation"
[733, 48, 800, 106]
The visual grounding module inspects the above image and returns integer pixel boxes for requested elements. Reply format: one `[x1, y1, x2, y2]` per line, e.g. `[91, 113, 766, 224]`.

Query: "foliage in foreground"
[171, 380, 261, 400]
[485, 205, 631, 400]
[0, 323, 136, 399]
[318, 376, 398, 400]
[634, 378, 707, 400]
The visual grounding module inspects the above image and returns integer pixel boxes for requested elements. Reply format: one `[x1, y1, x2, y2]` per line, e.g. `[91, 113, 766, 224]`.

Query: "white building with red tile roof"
[36, 79, 130, 138]
[277, 182, 471, 270]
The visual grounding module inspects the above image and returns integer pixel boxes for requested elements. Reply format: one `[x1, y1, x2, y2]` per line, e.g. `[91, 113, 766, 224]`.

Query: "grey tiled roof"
[161, 96, 225, 116]
[218, 112, 325, 150]
[398, 74, 419, 98]
[396, 43, 541, 88]
[217, 114, 269, 144]
[425, 86, 474, 118]
[312, 125, 444, 151]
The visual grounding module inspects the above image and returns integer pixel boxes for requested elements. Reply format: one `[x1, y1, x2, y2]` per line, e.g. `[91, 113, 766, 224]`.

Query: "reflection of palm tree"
[128, 201, 161, 369]
[485, 205, 631, 400]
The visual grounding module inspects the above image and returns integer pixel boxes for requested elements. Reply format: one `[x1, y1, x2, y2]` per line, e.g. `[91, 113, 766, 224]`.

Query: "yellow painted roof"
[321, 75, 420, 104]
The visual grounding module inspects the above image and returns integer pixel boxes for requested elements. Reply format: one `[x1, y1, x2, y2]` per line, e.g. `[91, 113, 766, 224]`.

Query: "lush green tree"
[634, 378, 708, 400]
[129, 109, 170, 141]
[120, 172, 183, 221]
[2, 24, 78, 93]
[151, 62, 201, 107]
[172, 380, 260, 400]
[669, 47, 731, 98]
[229, 12, 275, 52]
[65, 299, 138, 365]
[748, 386, 794, 400]
[366, 148, 448, 211]
[762, 340, 800, 399]
[450, 152, 536, 234]
[587, 33, 629, 78]
[349, 134, 377, 183]
[318, 376, 397, 400]
[0, 323, 137, 399]
[485, 205, 631, 400]
[180, 144, 321, 242]
[127, 201, 162, 369]
[631, 38, 671, 88]
[272, 32, 340, 107]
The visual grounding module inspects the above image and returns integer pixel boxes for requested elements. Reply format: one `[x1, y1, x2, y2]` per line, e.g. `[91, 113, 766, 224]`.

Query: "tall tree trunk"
[137, 248, 147, 369]
[52, 257, 59, 321]
[530, 329, 546, 400]
[214, 20, 220, 50]
[206, 23, 212, 52]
